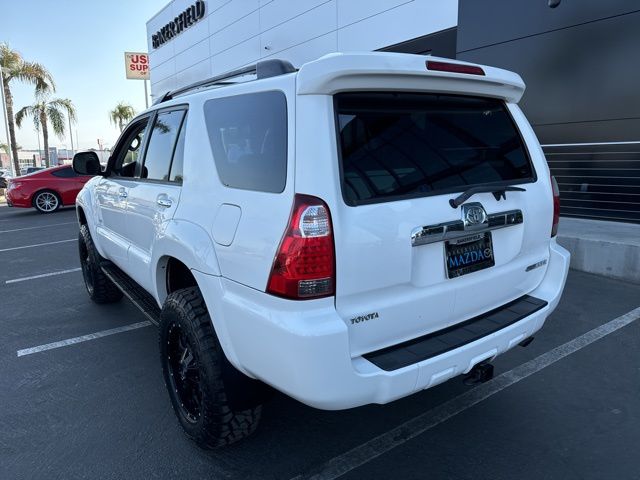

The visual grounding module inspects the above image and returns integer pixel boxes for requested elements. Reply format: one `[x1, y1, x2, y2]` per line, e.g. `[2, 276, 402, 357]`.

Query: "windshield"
[335, 92, 535, 205]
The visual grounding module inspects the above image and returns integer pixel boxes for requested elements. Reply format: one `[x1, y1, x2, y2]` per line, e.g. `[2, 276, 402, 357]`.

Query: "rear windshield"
[335, 92, 535, 205]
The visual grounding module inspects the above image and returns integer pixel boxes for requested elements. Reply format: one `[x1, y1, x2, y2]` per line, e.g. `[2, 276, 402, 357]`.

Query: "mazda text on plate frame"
[71, 52, 570, 448]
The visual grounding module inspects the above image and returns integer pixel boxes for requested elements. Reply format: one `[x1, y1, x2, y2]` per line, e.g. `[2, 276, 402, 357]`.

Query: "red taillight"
[551, 176, 560, 237]
[266, 194, 335, 300]
[426, 60, 485, 76]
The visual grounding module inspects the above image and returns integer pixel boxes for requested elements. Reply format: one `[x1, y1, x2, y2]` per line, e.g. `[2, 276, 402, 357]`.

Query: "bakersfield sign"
[151, 0, 206, 49]
[124, 52, 149, 80]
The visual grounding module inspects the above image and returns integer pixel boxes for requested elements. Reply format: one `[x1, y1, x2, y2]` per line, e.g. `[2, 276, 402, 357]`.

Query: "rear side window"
[335, 92, 535, 205]
[204, 91, 287, 193]
[51, 167, 76, 178]
[169, 117, 186, 183]
[142, 109, 186, 181]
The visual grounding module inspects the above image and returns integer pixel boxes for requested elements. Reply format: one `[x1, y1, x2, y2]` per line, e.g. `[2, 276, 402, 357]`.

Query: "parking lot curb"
[557, 217, 640, 285]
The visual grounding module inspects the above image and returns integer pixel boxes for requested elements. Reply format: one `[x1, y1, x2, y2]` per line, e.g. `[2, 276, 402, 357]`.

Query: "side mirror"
[73, 151, 102, 176]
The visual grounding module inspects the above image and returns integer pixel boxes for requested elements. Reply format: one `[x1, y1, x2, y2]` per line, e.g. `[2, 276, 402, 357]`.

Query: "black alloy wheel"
[159, 287, 262, 448]
[77, 224, 123, 304]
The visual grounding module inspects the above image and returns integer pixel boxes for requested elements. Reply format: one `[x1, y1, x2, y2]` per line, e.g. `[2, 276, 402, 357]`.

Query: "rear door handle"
[157, 196, 172, 208]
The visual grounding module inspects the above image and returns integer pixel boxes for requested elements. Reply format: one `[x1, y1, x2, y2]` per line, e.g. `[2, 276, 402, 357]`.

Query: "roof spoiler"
[296, 52, 526, 103]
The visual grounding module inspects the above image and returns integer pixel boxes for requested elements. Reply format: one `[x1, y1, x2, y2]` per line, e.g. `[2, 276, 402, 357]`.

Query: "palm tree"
[15, 97, 76, 167]
[0, 43, 54, 174]
[109, 102, 135, 132]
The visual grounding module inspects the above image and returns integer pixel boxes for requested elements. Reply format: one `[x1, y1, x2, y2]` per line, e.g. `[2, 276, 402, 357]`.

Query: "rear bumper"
[196, 241, 570, 410]
[5, 190, 30, 208]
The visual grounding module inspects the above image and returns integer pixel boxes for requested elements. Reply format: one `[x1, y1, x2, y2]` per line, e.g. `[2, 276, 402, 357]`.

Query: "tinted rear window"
[204, 91, 287, 193]
[51, 167, 76, 178]
[335, 92, 535, 205]
[142, 109, 186, 181]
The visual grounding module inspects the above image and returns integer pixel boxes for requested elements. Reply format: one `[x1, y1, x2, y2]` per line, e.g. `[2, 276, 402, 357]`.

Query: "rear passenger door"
[125, 106, 187, 293]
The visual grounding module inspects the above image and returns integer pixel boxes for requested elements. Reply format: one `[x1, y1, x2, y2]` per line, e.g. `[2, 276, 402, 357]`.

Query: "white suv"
[73, 52, 570, 448]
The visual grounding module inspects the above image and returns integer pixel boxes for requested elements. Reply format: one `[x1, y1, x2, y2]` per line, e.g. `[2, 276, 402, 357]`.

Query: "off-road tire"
[78, 224, 123, 304]
[159, 287, 262, 449]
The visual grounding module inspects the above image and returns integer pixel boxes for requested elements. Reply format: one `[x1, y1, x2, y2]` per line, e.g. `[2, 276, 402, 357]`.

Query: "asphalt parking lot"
[1, 205, 639, 480]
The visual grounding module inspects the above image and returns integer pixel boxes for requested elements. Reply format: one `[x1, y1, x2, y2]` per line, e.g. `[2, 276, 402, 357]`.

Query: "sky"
[1, 0, 168, 151]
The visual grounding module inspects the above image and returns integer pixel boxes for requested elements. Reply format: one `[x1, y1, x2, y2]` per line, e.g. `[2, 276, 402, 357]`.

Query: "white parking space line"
[0, 238, 75, 252]
[0, 221, 76, 234]
[16, 321, 153, 357]
[293, 306, 640, 480]
[5, 268, 82, 284]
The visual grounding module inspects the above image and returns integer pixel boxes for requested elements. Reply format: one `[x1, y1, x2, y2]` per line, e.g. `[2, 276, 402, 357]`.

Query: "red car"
[6, 165, 94, 213]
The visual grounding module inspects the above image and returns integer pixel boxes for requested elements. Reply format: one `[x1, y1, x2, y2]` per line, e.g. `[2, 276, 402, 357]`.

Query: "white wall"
[147, 0, 458, 97]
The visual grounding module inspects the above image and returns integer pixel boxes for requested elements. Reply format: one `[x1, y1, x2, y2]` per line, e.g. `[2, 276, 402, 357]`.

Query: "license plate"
[445, 232, 495, 278]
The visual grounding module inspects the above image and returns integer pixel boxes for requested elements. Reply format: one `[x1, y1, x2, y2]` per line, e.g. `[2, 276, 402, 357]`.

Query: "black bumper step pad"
[101, 262, 161, 325]
[363, 295, 548, 371]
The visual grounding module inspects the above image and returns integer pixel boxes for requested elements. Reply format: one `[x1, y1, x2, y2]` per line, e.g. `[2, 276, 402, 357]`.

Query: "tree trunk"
[119, 118, 123, 132]
[2, 79, 21, 176]
[41, 112, 50, 168]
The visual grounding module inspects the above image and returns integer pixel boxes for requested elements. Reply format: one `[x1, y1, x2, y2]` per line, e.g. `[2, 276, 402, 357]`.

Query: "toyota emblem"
[462, 203, 488, 227]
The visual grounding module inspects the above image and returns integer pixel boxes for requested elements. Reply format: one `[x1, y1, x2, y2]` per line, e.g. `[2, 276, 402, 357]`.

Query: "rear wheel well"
[165, 257, 198, 296]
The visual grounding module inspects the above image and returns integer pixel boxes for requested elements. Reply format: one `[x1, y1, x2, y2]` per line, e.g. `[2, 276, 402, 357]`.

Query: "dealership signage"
[124, 52, 150, 80]
[151, 0, 206, 49]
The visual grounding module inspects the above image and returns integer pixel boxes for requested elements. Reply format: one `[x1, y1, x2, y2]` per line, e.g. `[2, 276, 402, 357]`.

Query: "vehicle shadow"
[197, 380, 471, 479]
[0, 205, 76, 219]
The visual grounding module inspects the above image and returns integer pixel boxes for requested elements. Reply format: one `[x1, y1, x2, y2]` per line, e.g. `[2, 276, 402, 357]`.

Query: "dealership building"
[147, 0, 640, 224]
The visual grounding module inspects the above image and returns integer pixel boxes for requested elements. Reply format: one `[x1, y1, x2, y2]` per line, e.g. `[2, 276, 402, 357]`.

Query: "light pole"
[0, 65, 15, 177]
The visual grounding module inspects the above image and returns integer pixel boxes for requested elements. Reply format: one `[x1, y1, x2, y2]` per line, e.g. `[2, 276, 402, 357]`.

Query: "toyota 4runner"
[72, 52, 570, 448]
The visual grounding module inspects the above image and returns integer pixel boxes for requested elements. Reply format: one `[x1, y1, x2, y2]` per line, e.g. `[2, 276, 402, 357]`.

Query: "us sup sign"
[124, 52, 149, 80]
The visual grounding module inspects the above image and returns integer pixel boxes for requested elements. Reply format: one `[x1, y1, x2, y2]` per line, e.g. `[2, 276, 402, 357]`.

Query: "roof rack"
[154, 58, 296, 105]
